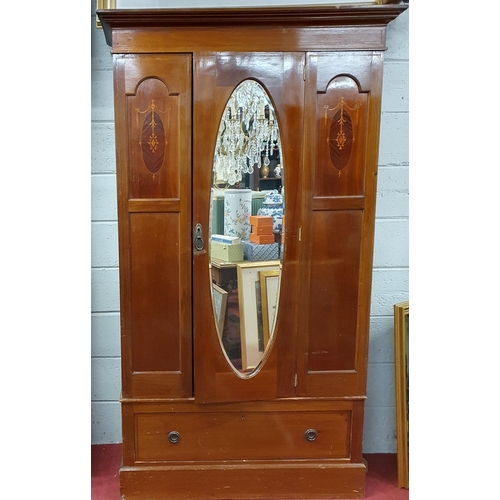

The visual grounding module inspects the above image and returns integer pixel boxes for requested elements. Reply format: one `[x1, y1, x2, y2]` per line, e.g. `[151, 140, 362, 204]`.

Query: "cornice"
[97, 4, 408, 47]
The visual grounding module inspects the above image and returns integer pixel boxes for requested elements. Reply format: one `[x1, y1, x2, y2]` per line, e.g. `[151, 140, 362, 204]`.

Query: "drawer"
[135, 410, 351, 462]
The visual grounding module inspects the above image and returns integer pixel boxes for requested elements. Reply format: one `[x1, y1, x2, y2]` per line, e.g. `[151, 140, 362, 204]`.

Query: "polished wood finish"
[114, 53, 193, 400]
[192, 51, 304, 405]
[120, 463, 367, 500]
[296, 50, 384, 399]
[97, 4, 407, 499]
[135, 411, 350, 461]
[98, 5, 407, 32]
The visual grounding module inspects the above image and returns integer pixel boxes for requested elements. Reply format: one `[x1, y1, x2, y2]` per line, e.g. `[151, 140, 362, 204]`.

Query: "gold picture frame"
[259, 270, 280, 349]
[237, 261, 280, 372]
[394, 300, 409, 489]
[212, 284, 228, 338]
[96, 0, 116, 28]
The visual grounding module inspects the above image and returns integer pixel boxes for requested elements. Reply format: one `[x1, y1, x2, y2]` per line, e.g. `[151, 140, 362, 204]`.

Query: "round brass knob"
[168, 431, 181, 444]
[305, 429, 317, 442]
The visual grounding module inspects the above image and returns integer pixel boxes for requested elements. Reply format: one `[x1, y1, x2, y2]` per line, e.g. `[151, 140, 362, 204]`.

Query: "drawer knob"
[168, 431, 181, 444]
[305, 429, 317, 442]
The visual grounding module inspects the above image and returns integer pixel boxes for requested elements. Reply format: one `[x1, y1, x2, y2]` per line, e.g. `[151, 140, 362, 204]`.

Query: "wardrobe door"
[296, 52, 384, 398]
[114, 54, 193, 399]
[192, 52, 305, 403]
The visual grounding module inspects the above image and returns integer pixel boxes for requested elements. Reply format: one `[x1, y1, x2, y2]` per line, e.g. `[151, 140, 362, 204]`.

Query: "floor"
[91, 444, 409, 500]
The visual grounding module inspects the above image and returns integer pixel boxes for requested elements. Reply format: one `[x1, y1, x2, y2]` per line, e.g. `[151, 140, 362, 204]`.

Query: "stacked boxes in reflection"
[243, 216, 279, 261]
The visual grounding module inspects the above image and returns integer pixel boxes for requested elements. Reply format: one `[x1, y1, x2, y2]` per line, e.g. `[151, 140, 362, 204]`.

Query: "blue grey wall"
[90, 2, 409, 452]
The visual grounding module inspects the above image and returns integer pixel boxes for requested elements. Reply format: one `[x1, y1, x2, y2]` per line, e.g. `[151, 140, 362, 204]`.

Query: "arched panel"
[315, 75, 368, 198]
[127, 77, 178, 199]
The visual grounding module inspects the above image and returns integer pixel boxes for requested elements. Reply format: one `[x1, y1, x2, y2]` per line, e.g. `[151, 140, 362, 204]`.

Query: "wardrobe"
[97, 3, 408, 498]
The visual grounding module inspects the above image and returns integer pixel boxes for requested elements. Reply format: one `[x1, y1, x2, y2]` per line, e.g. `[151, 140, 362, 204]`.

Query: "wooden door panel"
[215, 52, 285, 89]
[116, 54, 193, 399]
[129, 212, 181, 372]
[297, 52, 381, 398]
[193, 52, 305, 403]
[305, 210, 362, 373]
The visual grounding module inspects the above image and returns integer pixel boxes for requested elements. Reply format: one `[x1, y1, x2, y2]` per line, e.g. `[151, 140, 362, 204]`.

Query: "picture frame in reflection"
[236, 261, 280, 372]
[259, 270, 280, 348]
[212, 284, 228, 338]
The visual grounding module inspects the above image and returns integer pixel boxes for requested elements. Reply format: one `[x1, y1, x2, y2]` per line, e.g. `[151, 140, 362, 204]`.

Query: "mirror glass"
[209, 80, 284, 375]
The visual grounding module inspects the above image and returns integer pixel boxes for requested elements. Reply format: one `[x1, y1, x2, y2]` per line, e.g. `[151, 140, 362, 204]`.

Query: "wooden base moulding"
[120, 462, 367, 499]
[120, 399, 367, 499]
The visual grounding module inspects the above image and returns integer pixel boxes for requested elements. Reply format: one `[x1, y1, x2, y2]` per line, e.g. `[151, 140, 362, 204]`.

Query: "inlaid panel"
[127, 77, 180, 199]
[315, 76, 368, 197]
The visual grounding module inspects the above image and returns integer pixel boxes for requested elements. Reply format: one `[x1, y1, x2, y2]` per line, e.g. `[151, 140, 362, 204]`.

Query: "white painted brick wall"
[91, 0, 120, 443]
[363, 6, 409, 453]
[90, 5, 409, 450]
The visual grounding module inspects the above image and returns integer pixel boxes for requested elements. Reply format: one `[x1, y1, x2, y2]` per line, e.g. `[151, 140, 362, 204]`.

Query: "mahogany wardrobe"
[97, 3, 408, 498]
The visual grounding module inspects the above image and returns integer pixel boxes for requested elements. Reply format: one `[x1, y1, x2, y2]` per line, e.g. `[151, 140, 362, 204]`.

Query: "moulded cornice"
[97, 4, 408, 47]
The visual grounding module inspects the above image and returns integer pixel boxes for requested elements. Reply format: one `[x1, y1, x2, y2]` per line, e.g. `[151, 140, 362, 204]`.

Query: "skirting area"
[91, 444, 409, 499]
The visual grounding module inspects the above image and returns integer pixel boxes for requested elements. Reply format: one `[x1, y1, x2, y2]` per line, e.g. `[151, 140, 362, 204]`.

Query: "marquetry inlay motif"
[137, 99, 168, 180]
[325, 97, 360, 177]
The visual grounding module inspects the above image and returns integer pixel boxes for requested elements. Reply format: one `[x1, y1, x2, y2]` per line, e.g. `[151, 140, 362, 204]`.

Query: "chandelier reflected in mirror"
[213, 80, 281, 186]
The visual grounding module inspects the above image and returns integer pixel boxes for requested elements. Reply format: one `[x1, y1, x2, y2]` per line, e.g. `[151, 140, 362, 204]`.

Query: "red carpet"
[91, 444, 121, 500]
[91, 444, 408, 499]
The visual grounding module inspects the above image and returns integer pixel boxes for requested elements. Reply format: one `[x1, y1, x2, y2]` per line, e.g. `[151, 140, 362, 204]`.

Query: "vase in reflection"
[223, 188, 252, 241]
[260, 164, 269, 178]
[258, 190, 283, 232]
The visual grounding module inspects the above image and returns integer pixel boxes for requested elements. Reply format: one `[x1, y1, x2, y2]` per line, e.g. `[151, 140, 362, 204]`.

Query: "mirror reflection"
[209, 80, 284, 375]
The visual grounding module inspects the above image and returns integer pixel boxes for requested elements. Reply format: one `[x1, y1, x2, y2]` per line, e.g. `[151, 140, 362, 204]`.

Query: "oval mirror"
[209, 80, 284, 376]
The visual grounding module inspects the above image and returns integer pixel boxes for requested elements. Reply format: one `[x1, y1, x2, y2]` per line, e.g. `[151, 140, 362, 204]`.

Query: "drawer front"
[135, 411, 351, 462]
